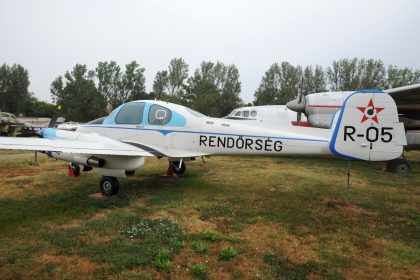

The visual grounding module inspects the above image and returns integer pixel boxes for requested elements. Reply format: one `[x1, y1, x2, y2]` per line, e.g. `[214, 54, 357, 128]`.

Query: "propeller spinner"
[286, 91, 306, 124]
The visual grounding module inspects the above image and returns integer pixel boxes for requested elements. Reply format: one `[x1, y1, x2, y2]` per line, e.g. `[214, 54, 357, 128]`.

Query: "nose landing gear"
[169, 160, 186, 176]
[99, 176, 120, 196]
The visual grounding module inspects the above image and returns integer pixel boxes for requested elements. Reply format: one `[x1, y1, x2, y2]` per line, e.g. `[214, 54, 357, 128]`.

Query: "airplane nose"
[286, 98, 305, 112]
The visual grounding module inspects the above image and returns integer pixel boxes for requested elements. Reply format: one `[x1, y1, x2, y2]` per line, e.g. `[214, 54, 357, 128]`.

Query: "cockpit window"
[250, 110, 257, 117]
[234, 111, 241, 116]
[149, 104, 172, 125]
[242, 110, 250, 117]
[186, 108, 206, 118]
[115, 102, 145, 124]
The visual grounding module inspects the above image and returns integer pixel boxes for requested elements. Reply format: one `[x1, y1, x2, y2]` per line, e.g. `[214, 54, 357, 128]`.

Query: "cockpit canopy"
[101, 101, 206, 127]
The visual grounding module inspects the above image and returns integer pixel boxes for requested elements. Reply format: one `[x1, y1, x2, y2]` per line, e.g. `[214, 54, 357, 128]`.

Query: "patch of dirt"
[0, 165, 64, 178]
[33, 252, 101, 275]
[172, 245, 238, 280]
[343, 254, 420, 280]
[90, 209, 113, 220]
[241, 222, 320, 264]
[180, 213, 217, 234]
[233, 250, 269, 279]
[143, 206, 218, 235]
[0, 267, 17, 280]
[171, 247, 207, 279]
[54, 219, 84, 229]
[53, 209, 114, 230]
[325, 199, 365, 213]
[211, 217, 236, 233]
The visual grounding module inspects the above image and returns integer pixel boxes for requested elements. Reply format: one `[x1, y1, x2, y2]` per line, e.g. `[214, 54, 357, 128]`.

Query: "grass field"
[0, 152, 419, 279]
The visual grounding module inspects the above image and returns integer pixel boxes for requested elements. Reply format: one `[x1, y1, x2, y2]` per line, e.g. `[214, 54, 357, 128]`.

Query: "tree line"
[50, 58, 242, 121]
[1, 58, 419, 122]
[254, 58, 420, 105]
[0, 64, 55, 117]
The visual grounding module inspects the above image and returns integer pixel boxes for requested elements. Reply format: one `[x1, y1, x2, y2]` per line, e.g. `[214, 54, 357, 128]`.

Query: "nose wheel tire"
[170, 161, 186, 175]
[99, 176, 119, 196]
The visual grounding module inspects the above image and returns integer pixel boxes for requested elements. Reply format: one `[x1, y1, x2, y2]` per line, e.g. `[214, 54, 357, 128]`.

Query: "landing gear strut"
[169, 160, 186, 175]
[99, 176, 119, 196]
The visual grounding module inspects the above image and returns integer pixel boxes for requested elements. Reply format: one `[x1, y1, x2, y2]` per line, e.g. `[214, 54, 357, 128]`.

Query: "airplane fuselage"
[78, 115, 332, 159]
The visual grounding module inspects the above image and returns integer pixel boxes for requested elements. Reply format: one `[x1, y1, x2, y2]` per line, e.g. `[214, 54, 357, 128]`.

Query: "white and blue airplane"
[0, 90, 407, 196]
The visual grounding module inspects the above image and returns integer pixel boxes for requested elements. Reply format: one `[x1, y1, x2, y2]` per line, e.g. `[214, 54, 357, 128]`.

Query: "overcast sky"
[1, 0, 420, 103]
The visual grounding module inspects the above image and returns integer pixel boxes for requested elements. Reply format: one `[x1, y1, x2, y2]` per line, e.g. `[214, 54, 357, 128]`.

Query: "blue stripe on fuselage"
[80, 125, 328, 143]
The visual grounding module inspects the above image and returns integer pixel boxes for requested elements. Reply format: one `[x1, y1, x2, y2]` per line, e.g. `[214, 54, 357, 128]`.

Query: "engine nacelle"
[304, 91, 352, 128]
[49, 152, 104, 167]
[48, 152, 145, 178]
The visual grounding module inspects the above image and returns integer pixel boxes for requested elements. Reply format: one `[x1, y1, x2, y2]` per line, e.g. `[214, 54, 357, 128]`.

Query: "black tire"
[388, 158, 412, 174]
[99, 176, 120, 196]
[170, 161, 186, 175]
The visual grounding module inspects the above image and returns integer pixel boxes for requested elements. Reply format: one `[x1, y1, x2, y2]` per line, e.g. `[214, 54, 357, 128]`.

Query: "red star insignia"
[356, 98, 384, 124]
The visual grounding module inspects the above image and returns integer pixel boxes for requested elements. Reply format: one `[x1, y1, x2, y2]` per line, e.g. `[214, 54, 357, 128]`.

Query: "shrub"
[152, 249, 171, 271]
[201, 231, 222, 242]
[191, 263, 207, 278]
[219, 246, 238, 261]
[192, 241, 208, 254]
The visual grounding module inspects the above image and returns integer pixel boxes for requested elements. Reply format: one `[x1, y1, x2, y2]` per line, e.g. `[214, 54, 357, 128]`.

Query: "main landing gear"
[386, 157, 412, 174]
[99, 176, 120, 196]
[167, 160, 187, 176]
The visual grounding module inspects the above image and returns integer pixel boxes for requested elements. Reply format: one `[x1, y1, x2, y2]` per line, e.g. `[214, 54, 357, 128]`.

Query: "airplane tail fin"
[329, 90, 407, 161]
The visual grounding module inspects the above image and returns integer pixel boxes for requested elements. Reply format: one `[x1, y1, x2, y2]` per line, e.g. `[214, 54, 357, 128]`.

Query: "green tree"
[254, 63, 281, 105]
[326, 58, 360, 91]
[119, 61, 147, 104]
[96, 61, 121, 108]
[279, 62, 302, 102]
[186, 61, 242, 117]
[312, 65, 327, 93]
[186, 73, 220, 116]
[24, 94, 55, 117]
[254, 62, 304, 105]
[386, 65, 420, 89]
[219, 64, 242, 116]
[301, 66, 314, 95]
[0, 64, 31, 115]
[0, 64, 10, 111]
[152, 58, 189, 102]
[358, 58, 386, 89]
[51, 64, 106, 122]
[152, 70, 169, 100]
[168, 58, 189, 97]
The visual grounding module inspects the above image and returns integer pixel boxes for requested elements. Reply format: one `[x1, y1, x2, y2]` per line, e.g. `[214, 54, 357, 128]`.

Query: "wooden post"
[345, 161, 351, 206]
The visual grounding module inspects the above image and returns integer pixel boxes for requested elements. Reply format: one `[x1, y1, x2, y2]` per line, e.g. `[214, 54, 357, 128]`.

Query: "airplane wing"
[0, 135, 154, 157]
[0, 128, 210, 158]
[385, 83, 420, 129]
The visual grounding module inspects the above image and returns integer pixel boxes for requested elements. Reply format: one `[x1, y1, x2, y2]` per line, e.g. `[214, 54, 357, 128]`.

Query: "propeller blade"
[47, 105, 62, 128]
[298, 90, 303, 104]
